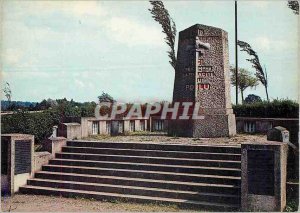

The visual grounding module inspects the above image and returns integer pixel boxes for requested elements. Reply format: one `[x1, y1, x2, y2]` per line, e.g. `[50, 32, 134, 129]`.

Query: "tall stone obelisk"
[169, 24, 236, 138]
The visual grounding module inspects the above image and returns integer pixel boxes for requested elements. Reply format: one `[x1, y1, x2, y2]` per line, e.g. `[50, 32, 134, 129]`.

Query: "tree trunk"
[265, 85, 270, 102]
[241, 90, 244, 104]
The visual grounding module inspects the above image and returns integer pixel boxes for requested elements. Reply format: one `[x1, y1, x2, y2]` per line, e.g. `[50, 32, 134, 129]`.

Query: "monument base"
[168, 113, 236, 138]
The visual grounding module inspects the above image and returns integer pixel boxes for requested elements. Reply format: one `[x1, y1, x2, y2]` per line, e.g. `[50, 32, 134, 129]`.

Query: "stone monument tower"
[169, 24, 236, 137]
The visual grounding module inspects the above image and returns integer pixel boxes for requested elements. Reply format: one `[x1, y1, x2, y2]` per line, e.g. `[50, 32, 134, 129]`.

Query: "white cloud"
[251, 36, 295, 52]
[2, 70, 54, 79]
[103, 17, 164, 47]
[247, 1, 270, 9]
[2, 49, 23, 65]
[3, 1, 163, 48]
[65, 1, 104, 17]
[253, 36, 272, 51]
[74, 79, 85, 88]
[7, 1, 105, 18]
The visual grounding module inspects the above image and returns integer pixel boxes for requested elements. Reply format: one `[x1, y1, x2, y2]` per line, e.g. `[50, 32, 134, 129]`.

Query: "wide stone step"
[49, 158, 241, 177]
[26, 178, 240, 204]
[55, 152, 241, 168]
[62, 146, 241, 160]
[34, 171, 240, 194]
[67, 141, 241, 154]
[42, 165, 241, 185]
[19, 185, 239, 211]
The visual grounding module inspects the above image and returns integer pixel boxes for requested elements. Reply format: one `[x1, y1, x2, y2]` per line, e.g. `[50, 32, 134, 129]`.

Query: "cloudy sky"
[1, 1, 298, 103]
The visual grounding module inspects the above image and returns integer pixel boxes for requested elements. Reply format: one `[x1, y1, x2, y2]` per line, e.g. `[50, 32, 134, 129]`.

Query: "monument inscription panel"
[15, 140, 32, 175]
[247, 149, 275, 196]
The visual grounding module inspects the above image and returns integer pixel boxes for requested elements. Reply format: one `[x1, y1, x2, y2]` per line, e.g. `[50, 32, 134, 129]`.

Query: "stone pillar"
[124, 120, 130, 133]
[241, 141, 288, 211]
[1, 134, 34, 195]
[169, 24, 236, 138]
[149, 117, 153, 132]
[135, 120, 140, 131]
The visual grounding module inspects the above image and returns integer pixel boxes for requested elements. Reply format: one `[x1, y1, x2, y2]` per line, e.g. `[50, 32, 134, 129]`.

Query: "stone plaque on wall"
[247, 149, 275, 196]
[15, 140, 32, 175]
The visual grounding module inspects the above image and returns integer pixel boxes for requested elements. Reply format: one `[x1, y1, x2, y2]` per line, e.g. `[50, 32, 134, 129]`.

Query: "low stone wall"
[58, 123, 81, 139]
[34, 152, 52, 172]
[236, 117, 299, 144]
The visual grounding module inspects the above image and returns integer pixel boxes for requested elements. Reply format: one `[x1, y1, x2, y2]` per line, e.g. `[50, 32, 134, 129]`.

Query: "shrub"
[1, 100, 97, 144]
[1, 110, 55, 144]
[233, 99, 299, 118]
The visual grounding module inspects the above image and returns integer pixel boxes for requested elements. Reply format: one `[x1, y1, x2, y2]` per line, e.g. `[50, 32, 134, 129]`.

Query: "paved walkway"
[83, 133, 267, 146]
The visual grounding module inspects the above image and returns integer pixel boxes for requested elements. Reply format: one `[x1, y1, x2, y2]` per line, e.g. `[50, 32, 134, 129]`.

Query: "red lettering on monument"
[198, 59, 204, 65]
[197, 83, 210, 90]
[197, 72, 215, 77]
[198, 66, 213, 72]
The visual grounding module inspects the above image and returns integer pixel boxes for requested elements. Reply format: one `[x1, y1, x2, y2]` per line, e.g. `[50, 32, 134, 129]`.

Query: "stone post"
[267, 126, 290, 143]
[241, 141, 288, 211]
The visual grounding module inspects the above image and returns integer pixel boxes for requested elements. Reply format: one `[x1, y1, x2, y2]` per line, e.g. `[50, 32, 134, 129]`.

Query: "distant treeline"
[1, 100, 38, 111]
[1, 98, 97, 144]
[1, 98, 97, 116]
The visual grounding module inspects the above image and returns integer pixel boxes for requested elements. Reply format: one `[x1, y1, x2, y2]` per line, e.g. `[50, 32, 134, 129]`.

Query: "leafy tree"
[46, 98, 58, 107]
[54, 98, 81, 121]
[149, 1, 177, 69]
[36, 99, 52, 110]
[244, 94, 262, 104]
[230, 67, 259, 103]
[80, 102, 97, 117]
[288, 1, 299, 15]
[237, 40, 270, 102]
[98, 92, 115, 103]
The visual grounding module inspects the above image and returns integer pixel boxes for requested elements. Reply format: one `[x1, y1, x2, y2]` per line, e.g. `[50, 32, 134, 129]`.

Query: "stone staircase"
[20, 141, 241, 211]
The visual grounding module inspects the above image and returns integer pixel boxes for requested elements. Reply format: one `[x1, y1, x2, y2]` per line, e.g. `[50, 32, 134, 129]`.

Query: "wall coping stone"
[236, 117, 298, 121]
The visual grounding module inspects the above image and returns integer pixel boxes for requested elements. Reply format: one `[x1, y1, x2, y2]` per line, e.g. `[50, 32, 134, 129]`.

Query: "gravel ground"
[1, 194, 191, 212]
[83, 132, 267, 146]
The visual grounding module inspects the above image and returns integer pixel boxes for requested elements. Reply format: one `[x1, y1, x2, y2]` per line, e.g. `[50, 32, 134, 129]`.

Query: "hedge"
[233, 99, 299, 118]
[1, 102, 96, 144]
[1, 110, 55, 144]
